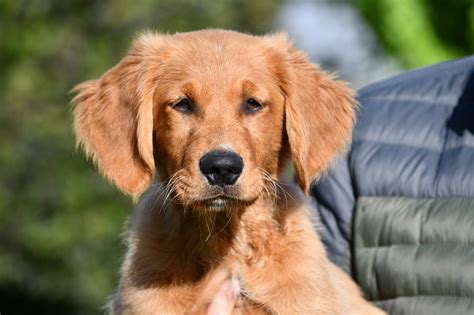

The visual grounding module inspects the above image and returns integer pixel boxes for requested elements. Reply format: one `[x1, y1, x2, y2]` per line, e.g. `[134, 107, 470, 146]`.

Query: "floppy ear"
[283, 45, 357, 194]
[71, 40, 158, 198]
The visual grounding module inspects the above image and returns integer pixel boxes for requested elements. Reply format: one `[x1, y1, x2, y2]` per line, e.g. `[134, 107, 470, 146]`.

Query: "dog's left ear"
[270, 36, 357, 194]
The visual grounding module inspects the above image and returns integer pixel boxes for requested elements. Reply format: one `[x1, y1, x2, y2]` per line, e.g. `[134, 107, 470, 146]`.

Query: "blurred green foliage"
[0, 0, 473, 314]
[356, 0, 474, 68]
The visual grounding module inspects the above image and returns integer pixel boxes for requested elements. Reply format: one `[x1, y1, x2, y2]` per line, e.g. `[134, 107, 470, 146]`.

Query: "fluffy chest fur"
[116, 188, 329, 314]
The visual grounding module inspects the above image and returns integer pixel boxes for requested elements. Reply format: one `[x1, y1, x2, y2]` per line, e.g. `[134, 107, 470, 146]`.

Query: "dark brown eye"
[245, 98, 263, 113]
[173, 98, 194, 113]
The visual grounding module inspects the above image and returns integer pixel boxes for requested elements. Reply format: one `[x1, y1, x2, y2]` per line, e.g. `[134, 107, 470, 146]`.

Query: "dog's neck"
[127, 182, 303, 286]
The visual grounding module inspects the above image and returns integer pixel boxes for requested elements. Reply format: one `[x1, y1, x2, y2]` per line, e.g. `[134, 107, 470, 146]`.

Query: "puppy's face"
[152, 34, 286, 210]
[72, 30, 356, 210]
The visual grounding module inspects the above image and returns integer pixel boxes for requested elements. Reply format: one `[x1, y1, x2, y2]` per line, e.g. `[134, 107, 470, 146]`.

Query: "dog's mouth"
[193, 193, 254, 212]
[196, 196, 238, 211]
[174, 178, 258, 211]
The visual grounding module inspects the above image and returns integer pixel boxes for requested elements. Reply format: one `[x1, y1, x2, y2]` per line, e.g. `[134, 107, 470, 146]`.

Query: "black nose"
[199, 150, 244, 186]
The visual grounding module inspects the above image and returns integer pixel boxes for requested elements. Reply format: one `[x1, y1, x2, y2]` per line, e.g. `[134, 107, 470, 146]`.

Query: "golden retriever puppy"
[72, 29, 385, 315]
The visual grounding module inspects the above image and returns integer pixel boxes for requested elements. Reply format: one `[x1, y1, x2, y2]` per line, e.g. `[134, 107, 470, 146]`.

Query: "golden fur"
[72, 29, 385, 314]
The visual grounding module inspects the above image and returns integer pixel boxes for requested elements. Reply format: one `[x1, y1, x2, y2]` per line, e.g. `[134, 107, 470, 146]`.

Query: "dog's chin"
[175, 184, 260, 212]
[197, 197, 238, 211]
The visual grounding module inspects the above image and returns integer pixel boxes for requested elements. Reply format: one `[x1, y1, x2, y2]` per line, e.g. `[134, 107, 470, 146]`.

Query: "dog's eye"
[244, 98, 263, 113]
[173, 98, 194, 113]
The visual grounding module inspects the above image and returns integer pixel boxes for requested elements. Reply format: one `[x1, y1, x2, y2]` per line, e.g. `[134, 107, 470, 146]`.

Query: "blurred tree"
[0, 1, 278, 314]
[355, 0, 474, 68]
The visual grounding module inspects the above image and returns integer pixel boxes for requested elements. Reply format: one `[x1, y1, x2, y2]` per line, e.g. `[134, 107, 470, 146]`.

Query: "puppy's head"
[72, 30, 356, 210]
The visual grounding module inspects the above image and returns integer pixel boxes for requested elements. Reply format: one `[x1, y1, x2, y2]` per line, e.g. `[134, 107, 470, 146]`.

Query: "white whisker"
[257, 167, 295, 210]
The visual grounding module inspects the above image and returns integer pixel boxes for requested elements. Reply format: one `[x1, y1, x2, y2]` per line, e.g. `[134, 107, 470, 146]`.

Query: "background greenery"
[0, 1, 472, 314]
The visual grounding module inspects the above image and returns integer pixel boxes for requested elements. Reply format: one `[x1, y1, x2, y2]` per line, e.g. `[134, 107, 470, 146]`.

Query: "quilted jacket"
[312, 56, 474, 314]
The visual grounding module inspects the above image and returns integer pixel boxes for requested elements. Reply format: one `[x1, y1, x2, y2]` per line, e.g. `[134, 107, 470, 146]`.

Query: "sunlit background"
[1, 0, 473, 314]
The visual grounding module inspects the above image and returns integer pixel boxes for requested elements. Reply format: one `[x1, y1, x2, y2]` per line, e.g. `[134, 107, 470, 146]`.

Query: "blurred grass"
[1, 0, 473, 314]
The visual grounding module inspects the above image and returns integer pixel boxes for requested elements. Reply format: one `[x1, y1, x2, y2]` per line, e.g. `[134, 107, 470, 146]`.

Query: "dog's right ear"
[71, 36, 162, 198]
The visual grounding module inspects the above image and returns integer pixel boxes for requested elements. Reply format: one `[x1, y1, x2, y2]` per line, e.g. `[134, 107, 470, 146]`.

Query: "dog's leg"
[111, 265, 239, 315]
[237, 206, 342, 314]
[238, 203, 385, 315]
[242, 240, 341, 314]
[327, 263, 386, 315]
[110, 286, 199, 315]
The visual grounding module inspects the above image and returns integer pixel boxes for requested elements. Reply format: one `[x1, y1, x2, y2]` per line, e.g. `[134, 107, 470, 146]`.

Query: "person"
[314, 56, 474, 314]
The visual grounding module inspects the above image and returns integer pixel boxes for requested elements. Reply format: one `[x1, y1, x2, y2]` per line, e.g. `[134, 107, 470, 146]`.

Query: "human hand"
[207, 278, 240, 315]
